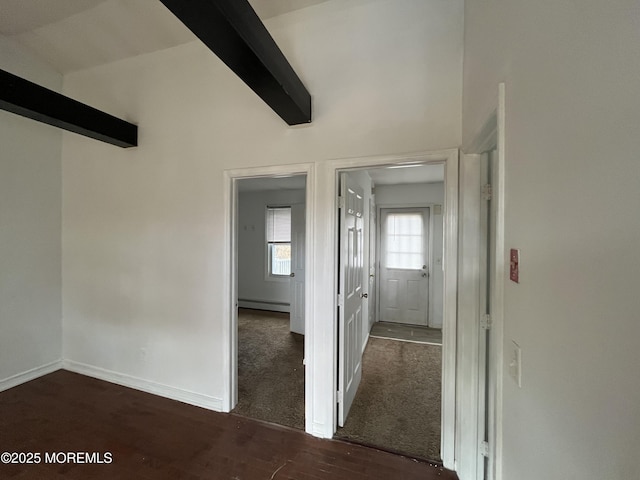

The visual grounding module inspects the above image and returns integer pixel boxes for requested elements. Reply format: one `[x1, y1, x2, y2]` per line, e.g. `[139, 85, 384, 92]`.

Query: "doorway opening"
[230, 174, 307, 430]
[334, 163, 447, 461]
[222, 151, 457, 469]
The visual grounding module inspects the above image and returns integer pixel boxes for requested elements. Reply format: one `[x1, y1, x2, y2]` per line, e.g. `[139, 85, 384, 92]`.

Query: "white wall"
[375, 182, 445, 327]
[60, 0, 463, 416]
[0, 35, 63, 389]
[237, 188, 305, 312]
[463, 1, 640, 479]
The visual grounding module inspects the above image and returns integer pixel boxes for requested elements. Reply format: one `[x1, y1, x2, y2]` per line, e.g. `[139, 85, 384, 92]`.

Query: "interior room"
[1, 1, 638, 480]
[232, 175, 307, 430]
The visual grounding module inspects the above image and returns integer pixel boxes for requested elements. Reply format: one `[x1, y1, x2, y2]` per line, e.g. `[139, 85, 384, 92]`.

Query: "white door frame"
[321, 149, 459, 468]
[456, 83, 506, 480]
[221, 163, 315, 423]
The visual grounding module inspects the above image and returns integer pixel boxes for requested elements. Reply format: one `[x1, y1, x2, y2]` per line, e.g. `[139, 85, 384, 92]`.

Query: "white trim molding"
[457, 83, 506, 480]
[455, 153, 484, 480]
[491, 82, 506, 480]
[222, 163, 316, 430]
[63, 360, 223, 412]
[0, 360, 63, 392]
[237, 299, 290, 313]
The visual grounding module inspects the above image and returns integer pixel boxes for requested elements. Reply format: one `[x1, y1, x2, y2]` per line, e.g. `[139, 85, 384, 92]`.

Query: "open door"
[337, 172, 365, 427]
[290, 203, 305, 334]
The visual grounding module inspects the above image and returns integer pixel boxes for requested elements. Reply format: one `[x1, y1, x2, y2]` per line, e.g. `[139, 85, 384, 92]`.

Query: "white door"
[289, 203, 305, 335]
[338, 173, 365, 427]
[379, 207, 430, 325]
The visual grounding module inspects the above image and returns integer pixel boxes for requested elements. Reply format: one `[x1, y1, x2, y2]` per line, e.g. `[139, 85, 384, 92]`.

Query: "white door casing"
[478, 152, 491, 480]
[337, 172, 365, 427]
[368, 197, 377, 330]
[290, 203, 305, 335]
[222, 163, 314, 422]
[379, 207, 430, 325]
[322, 150, 457, 468]
[455, 83, 506, 480]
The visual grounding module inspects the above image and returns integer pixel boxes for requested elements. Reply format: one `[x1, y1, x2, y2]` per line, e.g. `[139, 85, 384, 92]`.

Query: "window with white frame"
[266, 207, 291, 276]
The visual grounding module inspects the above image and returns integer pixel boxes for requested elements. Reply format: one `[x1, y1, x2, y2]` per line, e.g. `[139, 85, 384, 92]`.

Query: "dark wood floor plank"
[0, 370, 457, 480]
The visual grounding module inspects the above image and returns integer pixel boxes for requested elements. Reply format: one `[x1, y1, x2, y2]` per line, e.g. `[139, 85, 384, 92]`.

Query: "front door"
[337, 172, 365, 427]
[379, 207, 430, 325]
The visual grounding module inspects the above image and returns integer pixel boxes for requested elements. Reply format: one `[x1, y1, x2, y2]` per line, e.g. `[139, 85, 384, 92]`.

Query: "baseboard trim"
[62, 360, 223, 412]
[238, 300, 290, 313]
[311, 421, 332, 439]
[362, 332, 370, 353]
[0, 360, 63, 392]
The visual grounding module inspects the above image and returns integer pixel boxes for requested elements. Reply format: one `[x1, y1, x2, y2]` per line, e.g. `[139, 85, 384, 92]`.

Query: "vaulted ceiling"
[0, 0, 332, 73]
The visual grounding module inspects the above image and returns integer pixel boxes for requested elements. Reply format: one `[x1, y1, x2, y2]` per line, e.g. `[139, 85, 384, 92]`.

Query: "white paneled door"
[289, 203, 305, 335]
[379, 208, 430, 325]
[338, 173, 365, 427]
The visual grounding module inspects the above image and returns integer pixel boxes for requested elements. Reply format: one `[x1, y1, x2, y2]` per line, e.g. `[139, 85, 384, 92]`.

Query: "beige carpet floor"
[335, 337, 442, 461]
[231, 309, 305, 430]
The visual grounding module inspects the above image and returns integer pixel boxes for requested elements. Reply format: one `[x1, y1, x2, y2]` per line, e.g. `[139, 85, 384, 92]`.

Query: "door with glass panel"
[379, 207, 430, 325]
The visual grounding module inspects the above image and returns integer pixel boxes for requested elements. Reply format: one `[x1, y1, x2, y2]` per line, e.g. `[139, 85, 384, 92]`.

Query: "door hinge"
[337, 294, 344, 307]
[482, 184, 493, 201]
[337, 390, 343, 404]
[338, 196, 345, 209]
[481, 314, 492, 330]
[480, 440, 490, 457]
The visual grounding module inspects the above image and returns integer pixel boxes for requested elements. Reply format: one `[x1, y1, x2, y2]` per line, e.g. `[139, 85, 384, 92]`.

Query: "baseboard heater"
[238, 299, 290, 313]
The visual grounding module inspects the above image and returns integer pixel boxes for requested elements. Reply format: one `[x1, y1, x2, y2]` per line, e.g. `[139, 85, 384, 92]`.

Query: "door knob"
[290, 272, 295, 277]
[361, 293, 368, 298]
[422, 273, 427, 278]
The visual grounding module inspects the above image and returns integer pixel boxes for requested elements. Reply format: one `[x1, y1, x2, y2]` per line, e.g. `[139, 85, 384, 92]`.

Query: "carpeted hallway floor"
[370, 321, 443, 345]
[232, 309, 305, 430]
[232, 310, 442, 462]
[335, 337, 442, 461]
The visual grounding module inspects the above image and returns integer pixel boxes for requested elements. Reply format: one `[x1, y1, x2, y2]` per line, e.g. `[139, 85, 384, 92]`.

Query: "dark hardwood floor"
[0, 370, 457, 479]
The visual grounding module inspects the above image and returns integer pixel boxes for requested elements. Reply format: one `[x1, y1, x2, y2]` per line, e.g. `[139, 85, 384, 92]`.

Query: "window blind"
[266, 207, 291, 242]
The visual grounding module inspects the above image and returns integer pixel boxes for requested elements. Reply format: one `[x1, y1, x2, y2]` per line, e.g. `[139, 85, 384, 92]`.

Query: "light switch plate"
[509, 340, 522, 387]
